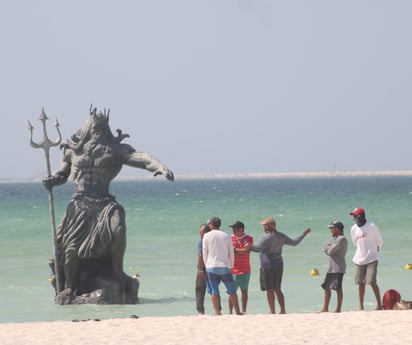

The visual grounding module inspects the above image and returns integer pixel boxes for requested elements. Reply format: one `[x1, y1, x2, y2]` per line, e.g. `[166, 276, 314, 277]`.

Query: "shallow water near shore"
[1, 175, 411, 323]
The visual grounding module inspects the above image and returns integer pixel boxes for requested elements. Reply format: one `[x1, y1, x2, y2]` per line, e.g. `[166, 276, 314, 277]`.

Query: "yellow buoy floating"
[404, 264, 412, 270]
[310, 268, 319, 276]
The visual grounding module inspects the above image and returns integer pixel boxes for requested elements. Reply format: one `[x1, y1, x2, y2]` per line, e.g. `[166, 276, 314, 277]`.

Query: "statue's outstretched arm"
[124, 149, 174, 181]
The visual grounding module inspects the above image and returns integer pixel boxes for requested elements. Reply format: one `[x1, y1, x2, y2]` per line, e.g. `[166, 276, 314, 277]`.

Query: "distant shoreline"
[2, 170, 412, 183]
[169, 170, 412, 180]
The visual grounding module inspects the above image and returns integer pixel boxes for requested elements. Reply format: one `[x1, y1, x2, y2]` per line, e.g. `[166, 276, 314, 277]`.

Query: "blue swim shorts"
[206, 269, 236, 295]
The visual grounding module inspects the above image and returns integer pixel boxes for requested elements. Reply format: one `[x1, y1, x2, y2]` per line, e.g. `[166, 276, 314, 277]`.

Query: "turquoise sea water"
[0, 176, 411, 323]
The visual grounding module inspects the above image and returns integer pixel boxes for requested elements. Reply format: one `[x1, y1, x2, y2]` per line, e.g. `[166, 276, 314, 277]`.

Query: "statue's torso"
[68, 145, 123, 197]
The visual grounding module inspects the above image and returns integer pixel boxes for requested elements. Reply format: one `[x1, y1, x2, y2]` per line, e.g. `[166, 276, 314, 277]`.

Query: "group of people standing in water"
[195, 207, 383, 315]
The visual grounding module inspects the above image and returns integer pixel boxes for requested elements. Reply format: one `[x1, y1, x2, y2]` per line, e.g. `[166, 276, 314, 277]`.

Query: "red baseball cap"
[350, 207, 365, 216]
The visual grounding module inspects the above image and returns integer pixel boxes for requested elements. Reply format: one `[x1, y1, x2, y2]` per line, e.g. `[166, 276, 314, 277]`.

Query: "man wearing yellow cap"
[250, 217, 311, 314]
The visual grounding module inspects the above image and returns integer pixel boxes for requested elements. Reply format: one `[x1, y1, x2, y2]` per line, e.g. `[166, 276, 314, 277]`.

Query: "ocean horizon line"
[2, 169, 412, 183]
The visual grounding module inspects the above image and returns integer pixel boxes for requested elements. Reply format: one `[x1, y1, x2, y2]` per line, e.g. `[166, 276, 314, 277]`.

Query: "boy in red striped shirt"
[228, 221, 253, 314]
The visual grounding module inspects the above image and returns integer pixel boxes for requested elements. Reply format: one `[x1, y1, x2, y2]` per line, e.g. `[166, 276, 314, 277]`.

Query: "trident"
[28, 108, 62, 293]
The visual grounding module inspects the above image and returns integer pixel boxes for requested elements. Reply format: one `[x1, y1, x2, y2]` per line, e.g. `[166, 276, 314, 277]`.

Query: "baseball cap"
[207, 216, 221, 228]
[349, 207, 365, 217]
[260, 217, 276, 225]
[328, 221, 344, 231]
[228, 221, 244, 229]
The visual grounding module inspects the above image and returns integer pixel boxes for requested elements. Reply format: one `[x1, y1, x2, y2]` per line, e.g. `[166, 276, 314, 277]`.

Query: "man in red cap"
[349, 207, 383, 310]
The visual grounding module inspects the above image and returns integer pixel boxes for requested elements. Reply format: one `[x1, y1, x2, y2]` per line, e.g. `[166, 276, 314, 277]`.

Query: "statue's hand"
[42, 176, 56, 191]
[42, 174, 67, 190]
[153, 167, 174, 181]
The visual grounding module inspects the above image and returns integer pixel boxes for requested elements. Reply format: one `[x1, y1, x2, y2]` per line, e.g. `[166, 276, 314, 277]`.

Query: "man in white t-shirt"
[203, 216, 241, 315]
[350, 207, 383, 310]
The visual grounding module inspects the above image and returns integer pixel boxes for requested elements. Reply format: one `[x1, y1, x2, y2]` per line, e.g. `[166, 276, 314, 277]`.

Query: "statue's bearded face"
[91, 122, 108, 139]
[84, 122, 109, 156]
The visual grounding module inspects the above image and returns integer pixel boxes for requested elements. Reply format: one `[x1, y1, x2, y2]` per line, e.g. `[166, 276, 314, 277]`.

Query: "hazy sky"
[1, 1, 411, 180]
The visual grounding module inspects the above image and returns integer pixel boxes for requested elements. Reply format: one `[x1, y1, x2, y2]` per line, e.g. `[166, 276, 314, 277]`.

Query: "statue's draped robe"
[57, 194, 124, 273]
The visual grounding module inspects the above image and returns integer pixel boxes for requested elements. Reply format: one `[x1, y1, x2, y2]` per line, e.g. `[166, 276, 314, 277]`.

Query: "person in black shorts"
[250, 217, 310, 314]
[319, 221, 347, 313]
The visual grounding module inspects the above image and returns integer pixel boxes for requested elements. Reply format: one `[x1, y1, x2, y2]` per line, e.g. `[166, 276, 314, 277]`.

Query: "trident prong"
[28, 108, 62, 176]
[28, 108, 63, 294]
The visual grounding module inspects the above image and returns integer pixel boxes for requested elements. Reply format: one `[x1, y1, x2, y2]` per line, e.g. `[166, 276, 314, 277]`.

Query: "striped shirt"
[231, 234, 253, 275]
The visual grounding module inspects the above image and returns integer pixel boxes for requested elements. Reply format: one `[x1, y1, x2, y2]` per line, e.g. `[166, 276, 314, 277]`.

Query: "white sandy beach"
[0, 311, 411, 345]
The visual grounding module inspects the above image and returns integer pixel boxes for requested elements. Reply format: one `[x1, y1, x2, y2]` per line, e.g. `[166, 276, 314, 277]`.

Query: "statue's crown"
[89, 105, 109, 125]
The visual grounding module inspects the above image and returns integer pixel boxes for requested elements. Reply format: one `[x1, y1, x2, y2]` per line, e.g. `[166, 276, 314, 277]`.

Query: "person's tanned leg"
[229, 293, 241, 315]
[335, 289, 343, 313]
[241, 289, 248, 314]
[319, 289, 331, 312]
[358, 283, 365, 311]
[266, 289, 275, 314]
[371, 283, 383, 310]
[275, 289, 286, 314]
[211, 294, 222, 315]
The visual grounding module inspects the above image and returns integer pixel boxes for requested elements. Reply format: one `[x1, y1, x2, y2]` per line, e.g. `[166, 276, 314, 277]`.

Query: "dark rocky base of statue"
[49, 257, 139, 305]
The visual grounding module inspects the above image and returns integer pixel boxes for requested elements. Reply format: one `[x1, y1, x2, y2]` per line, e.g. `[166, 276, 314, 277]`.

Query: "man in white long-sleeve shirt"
[203, 216, 241, 315]
[350, 207, 383, 310]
